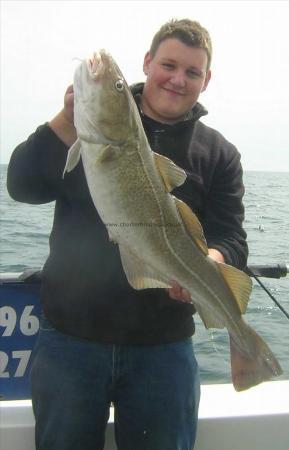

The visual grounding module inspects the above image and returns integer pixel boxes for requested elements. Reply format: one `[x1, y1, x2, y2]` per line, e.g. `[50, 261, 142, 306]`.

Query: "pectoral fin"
[63, 139, 81, 177]
[154, 153, 187, 192]
[119, 244, 171, 290]
[97, 144, 121, 163]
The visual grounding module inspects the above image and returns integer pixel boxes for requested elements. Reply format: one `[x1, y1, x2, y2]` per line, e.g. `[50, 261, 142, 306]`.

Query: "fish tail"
[230, 322, 283, 391]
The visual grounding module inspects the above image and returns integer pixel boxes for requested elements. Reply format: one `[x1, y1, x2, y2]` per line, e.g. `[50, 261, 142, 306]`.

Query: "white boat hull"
[1, 380, 288, 450]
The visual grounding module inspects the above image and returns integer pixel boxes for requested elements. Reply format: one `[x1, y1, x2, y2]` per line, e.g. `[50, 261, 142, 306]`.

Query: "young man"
[7, 19, 248, 450]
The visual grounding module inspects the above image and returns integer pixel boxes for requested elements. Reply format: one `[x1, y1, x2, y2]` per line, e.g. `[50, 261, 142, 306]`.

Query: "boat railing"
[1, 263, 288, 284]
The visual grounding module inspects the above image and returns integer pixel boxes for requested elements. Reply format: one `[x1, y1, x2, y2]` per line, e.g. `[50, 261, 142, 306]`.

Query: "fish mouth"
[86, 50, 112, 80]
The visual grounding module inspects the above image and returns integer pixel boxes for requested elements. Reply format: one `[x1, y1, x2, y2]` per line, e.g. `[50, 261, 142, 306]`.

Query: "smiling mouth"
[162, 87, 185, 96]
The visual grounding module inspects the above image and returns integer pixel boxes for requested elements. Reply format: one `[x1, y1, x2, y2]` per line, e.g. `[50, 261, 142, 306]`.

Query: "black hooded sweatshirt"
[7, 83, 248, 344]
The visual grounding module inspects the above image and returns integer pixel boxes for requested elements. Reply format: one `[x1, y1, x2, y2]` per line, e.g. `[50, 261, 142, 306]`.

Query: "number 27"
[0, 350, 32, 378]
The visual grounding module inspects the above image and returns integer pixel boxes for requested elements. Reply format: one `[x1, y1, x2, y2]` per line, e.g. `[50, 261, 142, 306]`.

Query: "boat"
[1, 266, 289, 450]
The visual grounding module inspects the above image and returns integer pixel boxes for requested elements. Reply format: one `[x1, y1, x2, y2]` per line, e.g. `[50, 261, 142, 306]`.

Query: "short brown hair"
[149, 19, 212, 71]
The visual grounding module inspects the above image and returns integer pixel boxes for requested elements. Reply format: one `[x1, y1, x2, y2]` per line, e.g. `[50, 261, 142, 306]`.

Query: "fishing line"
[72, 57, 84, 63]
[209, 330, 229, 358]
[247, 268, 289, 321]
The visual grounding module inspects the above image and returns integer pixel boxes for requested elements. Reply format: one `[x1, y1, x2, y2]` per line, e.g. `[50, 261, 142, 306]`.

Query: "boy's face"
[142, 38, 211, 124]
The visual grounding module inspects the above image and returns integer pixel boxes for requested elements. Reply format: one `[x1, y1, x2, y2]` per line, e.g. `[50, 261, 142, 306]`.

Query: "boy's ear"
[202, 69, 211, 92]
[143, 52, 151, 76]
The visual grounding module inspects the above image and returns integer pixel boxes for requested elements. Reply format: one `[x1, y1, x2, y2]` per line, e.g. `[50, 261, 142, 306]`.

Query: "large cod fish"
[64, 50, 282, 391]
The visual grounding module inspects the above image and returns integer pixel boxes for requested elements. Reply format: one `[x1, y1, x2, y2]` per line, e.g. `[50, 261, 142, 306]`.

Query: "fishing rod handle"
[246, 263, 289, 279]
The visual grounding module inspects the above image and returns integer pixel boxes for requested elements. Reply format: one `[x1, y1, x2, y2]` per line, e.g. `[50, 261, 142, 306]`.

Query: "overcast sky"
[1, 0, 289, 171]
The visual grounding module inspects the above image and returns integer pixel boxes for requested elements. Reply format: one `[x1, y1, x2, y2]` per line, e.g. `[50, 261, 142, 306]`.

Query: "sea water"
[1, 165, 288, 383]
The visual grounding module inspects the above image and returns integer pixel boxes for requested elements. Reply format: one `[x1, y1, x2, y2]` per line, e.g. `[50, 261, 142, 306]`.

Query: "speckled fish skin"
[63, 50, 282, 391]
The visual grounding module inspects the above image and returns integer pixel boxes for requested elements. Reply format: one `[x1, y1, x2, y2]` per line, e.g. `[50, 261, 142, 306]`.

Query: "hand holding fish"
[49, 85, 77, 147]
[63, 84, 75, 125]
[207, 248, 225, 263]
[166, 280, 192, 303]
[167, 249, 224, 303]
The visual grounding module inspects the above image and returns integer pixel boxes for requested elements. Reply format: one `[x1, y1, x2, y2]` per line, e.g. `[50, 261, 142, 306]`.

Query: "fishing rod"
[4, 264, 289, 319]
[245, 263, 289, 320]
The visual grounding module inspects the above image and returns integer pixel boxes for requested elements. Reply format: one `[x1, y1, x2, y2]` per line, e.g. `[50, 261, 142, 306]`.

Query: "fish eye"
[115, 79, 124, 92]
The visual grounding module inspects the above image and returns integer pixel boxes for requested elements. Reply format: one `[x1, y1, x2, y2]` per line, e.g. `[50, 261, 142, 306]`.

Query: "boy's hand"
[49, 85, 77, 147]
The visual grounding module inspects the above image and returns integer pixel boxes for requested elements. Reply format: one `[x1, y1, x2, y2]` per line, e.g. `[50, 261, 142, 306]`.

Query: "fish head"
[74, 49, 138, 145]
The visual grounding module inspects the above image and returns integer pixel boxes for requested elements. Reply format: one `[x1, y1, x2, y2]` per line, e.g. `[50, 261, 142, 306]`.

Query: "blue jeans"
[30, 317, 200, 450]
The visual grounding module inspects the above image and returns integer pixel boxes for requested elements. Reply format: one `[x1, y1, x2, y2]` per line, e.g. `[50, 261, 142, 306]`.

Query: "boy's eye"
[162, 63, 174, 69]
[187, 70, 202, 78]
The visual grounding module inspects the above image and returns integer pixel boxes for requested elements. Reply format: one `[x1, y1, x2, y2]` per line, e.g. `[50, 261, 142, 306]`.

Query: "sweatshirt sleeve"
[7, 124, 69, 204]
[202, 147, 248, 270]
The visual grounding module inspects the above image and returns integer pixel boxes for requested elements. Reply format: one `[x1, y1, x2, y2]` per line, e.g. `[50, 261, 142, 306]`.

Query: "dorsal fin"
[174, 196, 208, 255]
[218, 263, 253, 314]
